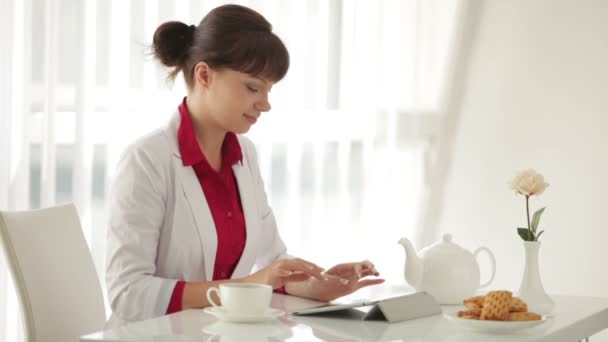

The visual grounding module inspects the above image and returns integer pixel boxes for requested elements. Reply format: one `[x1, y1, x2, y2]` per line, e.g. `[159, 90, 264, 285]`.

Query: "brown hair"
[152, 4, 289, 87]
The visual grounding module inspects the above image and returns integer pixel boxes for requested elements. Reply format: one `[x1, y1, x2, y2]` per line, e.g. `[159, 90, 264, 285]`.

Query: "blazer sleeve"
[241, 138, 292, 268]
[105, 143, 177, 322]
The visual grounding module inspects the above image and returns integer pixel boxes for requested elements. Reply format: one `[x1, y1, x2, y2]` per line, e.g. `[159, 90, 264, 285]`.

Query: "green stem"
[526, 195, 531, 240]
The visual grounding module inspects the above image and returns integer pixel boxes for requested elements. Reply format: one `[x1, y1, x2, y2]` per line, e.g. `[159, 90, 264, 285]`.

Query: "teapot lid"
[422, 233, 471, 258]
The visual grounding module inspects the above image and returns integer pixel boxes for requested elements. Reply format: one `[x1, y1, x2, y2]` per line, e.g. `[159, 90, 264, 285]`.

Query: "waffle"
[464, 295, 484, 311]
[458, 291, 542, 321]
[508, 311, 542, 321]
[510, 297, 528, 313]
[457, 309, 480, 319]
[480, 291, 512, 320]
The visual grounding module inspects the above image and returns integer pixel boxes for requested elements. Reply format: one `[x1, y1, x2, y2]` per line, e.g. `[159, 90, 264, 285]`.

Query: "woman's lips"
[243, 113, 258, 124]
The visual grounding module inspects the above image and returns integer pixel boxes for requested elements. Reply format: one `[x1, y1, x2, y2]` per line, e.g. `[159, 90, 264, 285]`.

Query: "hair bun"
[153, 21, 194, 67]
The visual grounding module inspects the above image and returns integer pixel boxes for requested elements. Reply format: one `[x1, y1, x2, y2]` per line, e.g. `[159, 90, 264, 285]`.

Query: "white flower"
[510, 169, 549, 196]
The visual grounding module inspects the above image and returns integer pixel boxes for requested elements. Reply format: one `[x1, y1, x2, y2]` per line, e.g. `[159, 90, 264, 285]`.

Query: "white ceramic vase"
[516, 241, 554, 314]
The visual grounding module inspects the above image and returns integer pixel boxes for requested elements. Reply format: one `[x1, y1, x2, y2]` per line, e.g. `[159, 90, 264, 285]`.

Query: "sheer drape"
[0, 0, 459, 340]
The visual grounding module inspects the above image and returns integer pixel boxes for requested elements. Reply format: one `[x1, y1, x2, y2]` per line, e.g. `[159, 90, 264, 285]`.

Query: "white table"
[81, 285, 608, 342]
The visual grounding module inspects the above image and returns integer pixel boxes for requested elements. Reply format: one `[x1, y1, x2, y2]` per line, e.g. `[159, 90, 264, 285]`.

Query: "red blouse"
[166, 99, 246, 314]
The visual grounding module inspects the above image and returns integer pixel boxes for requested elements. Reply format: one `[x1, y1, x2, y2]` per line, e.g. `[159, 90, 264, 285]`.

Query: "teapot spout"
[398, 237, 423, 288]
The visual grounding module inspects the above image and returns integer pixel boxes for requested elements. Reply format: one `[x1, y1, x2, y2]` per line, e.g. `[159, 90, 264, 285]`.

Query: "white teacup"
[206, 283, 272, 315]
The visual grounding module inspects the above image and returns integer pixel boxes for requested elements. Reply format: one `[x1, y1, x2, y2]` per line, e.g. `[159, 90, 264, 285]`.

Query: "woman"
[106, 4, 383, 325]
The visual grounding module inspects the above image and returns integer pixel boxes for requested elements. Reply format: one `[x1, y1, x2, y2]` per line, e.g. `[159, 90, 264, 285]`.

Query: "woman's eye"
[246, 85, 259, 93]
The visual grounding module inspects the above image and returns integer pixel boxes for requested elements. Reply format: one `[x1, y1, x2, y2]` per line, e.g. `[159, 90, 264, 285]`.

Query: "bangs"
[216, 31, 290, 82]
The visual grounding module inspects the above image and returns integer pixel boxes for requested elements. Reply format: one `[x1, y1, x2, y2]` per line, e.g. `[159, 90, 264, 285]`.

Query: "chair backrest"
[0, 203, 106, 342]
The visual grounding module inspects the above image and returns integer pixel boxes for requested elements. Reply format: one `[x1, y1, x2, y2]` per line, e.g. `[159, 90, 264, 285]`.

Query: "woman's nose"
[256, 95, 271, 112]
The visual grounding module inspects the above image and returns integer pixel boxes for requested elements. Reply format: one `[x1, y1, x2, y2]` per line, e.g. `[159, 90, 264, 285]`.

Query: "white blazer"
[105, 112, 288, 326]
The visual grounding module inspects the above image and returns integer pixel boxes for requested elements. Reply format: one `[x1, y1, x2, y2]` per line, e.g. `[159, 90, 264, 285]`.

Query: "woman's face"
[202, 67, 274, 134]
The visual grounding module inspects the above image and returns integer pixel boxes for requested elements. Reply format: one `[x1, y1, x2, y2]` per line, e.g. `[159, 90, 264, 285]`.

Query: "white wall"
[434, 0, 608, 337]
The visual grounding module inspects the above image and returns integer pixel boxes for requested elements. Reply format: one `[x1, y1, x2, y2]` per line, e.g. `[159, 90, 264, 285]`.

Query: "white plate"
[204, 307, 284, 323]
[444, 312, 548, 333]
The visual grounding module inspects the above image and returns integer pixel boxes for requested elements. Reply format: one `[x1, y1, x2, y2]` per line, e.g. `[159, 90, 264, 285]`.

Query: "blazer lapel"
[166, 113, 218, 280]
[177, 162, 217, 281]
[231, 161, 258, 277]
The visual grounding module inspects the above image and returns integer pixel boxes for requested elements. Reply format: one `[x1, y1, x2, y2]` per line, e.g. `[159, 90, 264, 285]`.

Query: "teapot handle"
[474, 246, 496, 288]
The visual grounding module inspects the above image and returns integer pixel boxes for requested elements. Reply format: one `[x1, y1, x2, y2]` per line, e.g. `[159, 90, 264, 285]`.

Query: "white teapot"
[398, 234, 496, 304]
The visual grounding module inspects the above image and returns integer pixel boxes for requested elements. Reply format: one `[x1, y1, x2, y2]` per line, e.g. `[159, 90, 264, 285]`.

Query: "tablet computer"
[288, 292, 442, 323]
[290, 299, 381, 315]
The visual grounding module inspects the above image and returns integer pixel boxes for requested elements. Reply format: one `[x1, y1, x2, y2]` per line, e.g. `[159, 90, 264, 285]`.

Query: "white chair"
[0, 203, 106, 342]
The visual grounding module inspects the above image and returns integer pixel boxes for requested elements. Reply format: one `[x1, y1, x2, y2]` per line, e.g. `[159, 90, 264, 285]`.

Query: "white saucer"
[204, 307, 284, 323]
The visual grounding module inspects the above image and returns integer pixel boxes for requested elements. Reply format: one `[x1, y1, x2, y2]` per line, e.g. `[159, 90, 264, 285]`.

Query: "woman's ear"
[193, 62, 212, 89]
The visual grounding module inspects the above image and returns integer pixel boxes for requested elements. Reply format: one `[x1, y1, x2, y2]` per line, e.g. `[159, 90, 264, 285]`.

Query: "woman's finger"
[282, 259, 326, 280]
[276, 268, 294, 277]
[326, 267, 349, 278]
[356, 278, 385, 289]
[358, 268, 376, 278]
[353, 263, 363, 278]
[361, 260, 379, 276]
[360, 260, 373, 271]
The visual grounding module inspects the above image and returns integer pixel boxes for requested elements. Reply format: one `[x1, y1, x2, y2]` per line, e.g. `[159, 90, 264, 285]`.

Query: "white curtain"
[0, 0, 459, 340]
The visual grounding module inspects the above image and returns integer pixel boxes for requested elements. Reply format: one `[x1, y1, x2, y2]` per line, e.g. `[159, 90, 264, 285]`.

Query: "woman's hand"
[286, 260, 384, 302]
[325, 260, 379, 279]
[243, 258, 326, 289]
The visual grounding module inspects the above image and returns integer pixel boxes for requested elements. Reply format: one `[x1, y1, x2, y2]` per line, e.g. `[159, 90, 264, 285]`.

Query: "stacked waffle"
[458, 290, 541, 321]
